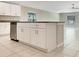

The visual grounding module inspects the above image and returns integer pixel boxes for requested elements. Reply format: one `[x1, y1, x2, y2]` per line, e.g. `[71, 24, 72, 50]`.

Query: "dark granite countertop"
[0, 20, 65, 23]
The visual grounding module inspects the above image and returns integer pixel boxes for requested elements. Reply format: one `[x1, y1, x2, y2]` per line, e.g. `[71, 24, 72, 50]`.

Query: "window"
[28, 12, 36, 22]
[67, 16, 75, 25]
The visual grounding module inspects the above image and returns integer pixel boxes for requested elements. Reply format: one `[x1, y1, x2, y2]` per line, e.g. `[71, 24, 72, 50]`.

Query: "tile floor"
[0, 27, 79, 57]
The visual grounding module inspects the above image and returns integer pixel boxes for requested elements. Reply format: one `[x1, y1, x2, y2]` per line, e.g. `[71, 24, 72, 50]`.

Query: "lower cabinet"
[24, 28, 30, 43]
[30, 28, 37, 46]
[17, 26, 30, 43]
[37, 29, 46, 49]
[17, 23, 64, 52]
[17, 26, 25, 41]
[17, 26, 46, 49]
[30, 28, 46, 49]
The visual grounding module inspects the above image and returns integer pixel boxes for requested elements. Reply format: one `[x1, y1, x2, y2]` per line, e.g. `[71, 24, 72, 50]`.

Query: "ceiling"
[6, 1, 79, 13]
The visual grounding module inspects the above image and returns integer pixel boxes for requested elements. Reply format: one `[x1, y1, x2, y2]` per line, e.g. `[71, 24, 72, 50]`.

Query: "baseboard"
[19, 41, 48, 53]
[19, 41, 64, 53]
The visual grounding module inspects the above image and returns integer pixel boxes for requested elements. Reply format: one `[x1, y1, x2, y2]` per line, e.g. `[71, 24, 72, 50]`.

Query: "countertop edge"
[0, 20, 65, 23]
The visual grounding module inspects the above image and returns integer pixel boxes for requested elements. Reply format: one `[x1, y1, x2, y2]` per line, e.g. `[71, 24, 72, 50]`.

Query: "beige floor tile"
[63, 48, 77, 56]
[0, 46, 14, 57]
[17, 50, 37, 57]
[66, 42, 79, 51]
[7, 53, 21, 57]
[75, 52, 79, 57]
[48, 47, 77, 57]
[16, 46, 46, 57]
[32, 53, 46, 57]
[0, 26, 79, 57]
[4, 44, 28, 53]
[52, 52, 71, 57]
[44, 52, 56, 57]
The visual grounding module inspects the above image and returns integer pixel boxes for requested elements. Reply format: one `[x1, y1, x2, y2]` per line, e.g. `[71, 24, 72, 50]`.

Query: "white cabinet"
[37, 29, 46, 49]
[46, 23, 57, 52]
[0, 2, 5, 15]
[0, 2, 3, 15]
[30, 28, 46, 49]
[17, 23, 64, 52]
[17, 25, 30, 43]
[17, 26, 25, 41]
[30, 29, 37, 46]
[10, 4, 21, 16]
[3, 3, 10, 15]
[24, 28, 30, 43]
[18, 23, 30, 28]
[35, 23, 47, 29]
[0, 2, 10, 15]
[0, 2, 21, 16]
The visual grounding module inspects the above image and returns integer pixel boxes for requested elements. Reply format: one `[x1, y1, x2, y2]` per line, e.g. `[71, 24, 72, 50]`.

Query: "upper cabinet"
[10, 4, 21, 16]
[0, 2, 21, 16]
[3, 2, 11, 15]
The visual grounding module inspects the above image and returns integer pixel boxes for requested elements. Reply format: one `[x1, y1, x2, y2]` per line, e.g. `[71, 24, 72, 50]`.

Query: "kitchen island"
[0, 20, 64, 52]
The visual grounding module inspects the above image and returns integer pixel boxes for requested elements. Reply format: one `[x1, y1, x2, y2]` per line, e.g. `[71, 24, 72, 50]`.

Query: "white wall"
[21, 6, 59, 21]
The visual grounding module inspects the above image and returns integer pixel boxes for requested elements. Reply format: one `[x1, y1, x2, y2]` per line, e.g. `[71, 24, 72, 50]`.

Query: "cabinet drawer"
[29, 23, 47, 29]
[18, 23, 47, 29]
[35, 23, 47, 29]
[17, 23, 30, 28]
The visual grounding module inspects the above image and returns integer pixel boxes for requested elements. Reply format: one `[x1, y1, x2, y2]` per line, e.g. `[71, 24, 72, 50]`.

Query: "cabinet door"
[24, 28, 30, 43]
[15, 5, 21, 16]
[10, 4, 16, 16]
[30, 29, 37, 46]
[17, 26, 25, 41]
[10, 4, 21, 16]
[17, 26, 30, 43]
[3, 3, 10, 15]
[30, 28, 46, 49]
[37, 29, 46, 49]
[0, 2, 4, 15]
